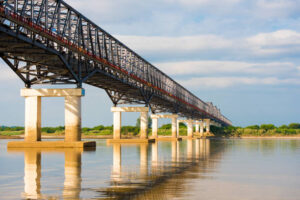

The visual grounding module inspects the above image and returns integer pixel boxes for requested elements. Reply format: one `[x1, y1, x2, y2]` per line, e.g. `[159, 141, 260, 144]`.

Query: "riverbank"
[2, 134, 300, 140]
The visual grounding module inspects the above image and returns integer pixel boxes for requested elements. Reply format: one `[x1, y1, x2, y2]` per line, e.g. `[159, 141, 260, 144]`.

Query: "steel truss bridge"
[0, 0, 232, 126]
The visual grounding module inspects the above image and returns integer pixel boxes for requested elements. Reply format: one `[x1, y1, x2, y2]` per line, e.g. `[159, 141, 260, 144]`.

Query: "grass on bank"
[1, 123, 300, 137]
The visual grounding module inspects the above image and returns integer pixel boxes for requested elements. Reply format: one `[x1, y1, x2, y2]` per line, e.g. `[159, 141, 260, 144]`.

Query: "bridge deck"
[0, 0, 231, 126]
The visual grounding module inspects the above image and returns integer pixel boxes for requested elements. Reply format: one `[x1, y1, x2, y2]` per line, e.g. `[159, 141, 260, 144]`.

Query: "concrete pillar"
[205, 119, 211, 133]
[187, 120, 193, 137]
[195, 123, 199, 133]
[63, 149, 82, 199]
[24, 150, 41, 199]
[151, 117, 158, 138]
[65, 96, 81, 142]
[177, 121, 180, 137]
[200, 121, 204, 136]
[21, 88, 85, 144]
[113, 111, 121, 139]
[24, 96, 41, 142]
[171, 117, 177, 138]
[140, 111, 148, 139]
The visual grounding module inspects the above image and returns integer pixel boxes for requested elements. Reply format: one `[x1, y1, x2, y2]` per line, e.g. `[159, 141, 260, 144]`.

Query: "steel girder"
[0, 0, 232, 126]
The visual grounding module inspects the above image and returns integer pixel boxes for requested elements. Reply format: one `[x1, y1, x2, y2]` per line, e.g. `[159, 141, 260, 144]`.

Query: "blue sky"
[1, 0, 300, 127]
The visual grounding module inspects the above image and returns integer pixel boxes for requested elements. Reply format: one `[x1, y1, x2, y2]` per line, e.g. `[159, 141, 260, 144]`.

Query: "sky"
[1, 0, 300, 127]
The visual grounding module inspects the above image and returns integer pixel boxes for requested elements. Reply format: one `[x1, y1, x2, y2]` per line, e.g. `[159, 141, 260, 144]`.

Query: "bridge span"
[0, 0, 231, 147]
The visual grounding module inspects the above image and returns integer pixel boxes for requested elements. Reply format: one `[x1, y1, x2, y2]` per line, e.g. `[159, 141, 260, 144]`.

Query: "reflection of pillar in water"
[63, 149, 82, 199]
[195, 139, 200, 158]
[187, 139, 193, 160]
[171, 141, 177, 163]
[140, 143, 148, 177]
[200, 139, 206, 159]
[176, 141, 180, 162]
[205, 139, 210, 157]
[112, 144, 122, 182]
[151, 142, 158, 174]
[24, 150, 41, 199]
[151, 142, 158, 164]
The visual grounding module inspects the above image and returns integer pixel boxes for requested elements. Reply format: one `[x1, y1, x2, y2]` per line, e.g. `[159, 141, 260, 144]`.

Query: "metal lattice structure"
[0, 0, 232, 126]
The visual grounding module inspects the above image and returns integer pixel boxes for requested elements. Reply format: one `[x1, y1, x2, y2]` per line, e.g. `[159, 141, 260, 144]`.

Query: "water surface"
[0, 138, 299, 199]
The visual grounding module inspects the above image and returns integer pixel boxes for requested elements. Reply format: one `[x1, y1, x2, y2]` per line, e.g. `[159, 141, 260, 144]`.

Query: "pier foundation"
[7, 88, 95, 148]
[108, 106, 154, 143]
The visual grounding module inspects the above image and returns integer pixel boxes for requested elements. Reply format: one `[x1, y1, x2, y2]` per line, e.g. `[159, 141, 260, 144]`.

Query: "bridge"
[0, 0, 231, 147]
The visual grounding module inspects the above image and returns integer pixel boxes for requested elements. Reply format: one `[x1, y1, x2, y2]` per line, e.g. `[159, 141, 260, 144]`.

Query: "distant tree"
[288, 123, 300, 129]
[136, 116, 152, 128]
[260, 124, 276, 130]
[179, 122, 186, 128]
[160, 123, 171, 129]
[93, 125, 104, 131]
[279, 125, 288, 129]
[245, 125, 259, 129]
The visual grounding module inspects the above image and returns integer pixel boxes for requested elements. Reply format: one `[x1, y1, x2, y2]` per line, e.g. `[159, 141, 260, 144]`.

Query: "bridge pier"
[150, 114, 181, 141]
[7, 88, 96, 148]
[187, 120, 194, 138]
[108, 107, 154, 143]
[195, 122, 200, 134]
[200, 121, 204, 136]
[205, 119, 211, 133]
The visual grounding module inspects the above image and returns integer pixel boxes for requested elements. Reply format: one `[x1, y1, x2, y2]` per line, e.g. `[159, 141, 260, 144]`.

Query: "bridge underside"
[0, 25, 216, 122]
[0, 0, 231, 127]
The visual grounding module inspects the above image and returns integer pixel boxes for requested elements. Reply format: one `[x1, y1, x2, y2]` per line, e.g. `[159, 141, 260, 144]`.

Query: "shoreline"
[1, 135, 300, 139]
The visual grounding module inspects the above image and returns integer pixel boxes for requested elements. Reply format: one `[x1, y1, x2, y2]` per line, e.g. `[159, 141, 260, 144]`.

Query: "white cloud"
[156, 60, 295, 76]
[179, 77, 300, 88]
[115, 29, 300, 60]
[117, 35, 232, 53]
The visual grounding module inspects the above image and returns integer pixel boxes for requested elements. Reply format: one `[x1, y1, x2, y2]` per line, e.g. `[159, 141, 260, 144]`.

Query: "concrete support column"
[151, 117, 158, 138]
[24, 96, 41, 142]
[187, 120, 193, 137]
[205, 119, 211, 133]
[21, 88, 85, 144]
[177, 121, 180, 136]
[65, 96, 81, 142]
[200, 121, 204, 136]
[171, 117, 177, 138]
[140, 111, 148, 139]
[195, 123, 199, 133]
[113, 111, 122, 139]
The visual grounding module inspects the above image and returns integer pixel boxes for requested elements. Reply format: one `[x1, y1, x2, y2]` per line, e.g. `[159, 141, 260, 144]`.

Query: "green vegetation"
[211, 123, 300, 137]
[1, 123, 299, 137]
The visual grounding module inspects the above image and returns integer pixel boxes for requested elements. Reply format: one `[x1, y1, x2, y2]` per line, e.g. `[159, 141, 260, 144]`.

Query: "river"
[0, 138, 299, 199]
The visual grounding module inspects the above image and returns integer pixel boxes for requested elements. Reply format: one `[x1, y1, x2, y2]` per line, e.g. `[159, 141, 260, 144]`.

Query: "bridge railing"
[0, 0, 231, 126]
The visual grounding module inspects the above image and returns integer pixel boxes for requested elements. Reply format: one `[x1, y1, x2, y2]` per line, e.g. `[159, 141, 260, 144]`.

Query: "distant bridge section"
[0, 0, 231, 126]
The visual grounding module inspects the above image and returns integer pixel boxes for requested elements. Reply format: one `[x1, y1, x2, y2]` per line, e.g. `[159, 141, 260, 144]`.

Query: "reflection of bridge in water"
[102, 139, 224, 199]
[7, 139, 226, 199]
